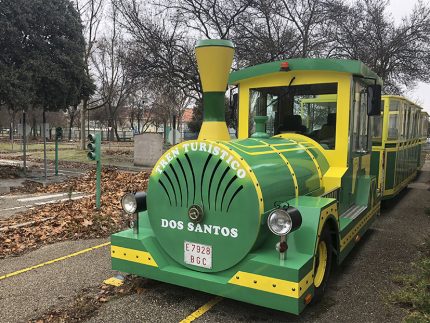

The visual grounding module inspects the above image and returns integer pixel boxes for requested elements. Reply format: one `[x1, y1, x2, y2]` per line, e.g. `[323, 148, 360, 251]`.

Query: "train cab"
[229, 59, 382, 215]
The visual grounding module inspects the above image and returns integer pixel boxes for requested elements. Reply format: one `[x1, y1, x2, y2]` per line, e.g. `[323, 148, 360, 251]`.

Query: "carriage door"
[349, 79, 371, 202]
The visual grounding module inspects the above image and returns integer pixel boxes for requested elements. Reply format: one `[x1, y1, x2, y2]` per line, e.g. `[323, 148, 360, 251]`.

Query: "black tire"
[312, 226, 333, 303]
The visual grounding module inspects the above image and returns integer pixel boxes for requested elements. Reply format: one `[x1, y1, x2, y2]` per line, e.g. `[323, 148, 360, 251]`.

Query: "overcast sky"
[388, 0, 430, 113]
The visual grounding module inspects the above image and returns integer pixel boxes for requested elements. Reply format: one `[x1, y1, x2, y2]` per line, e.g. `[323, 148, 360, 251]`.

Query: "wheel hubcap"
[314, 240, 328, 288]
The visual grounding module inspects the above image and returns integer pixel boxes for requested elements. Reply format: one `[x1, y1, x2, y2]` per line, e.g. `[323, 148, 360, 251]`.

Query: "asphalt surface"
[86, 161, 430, 323]
[0, 161, 428, 323]
[0, 238, 111, 323]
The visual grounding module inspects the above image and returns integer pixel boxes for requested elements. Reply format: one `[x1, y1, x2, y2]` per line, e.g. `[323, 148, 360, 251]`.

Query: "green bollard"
[55, 138, 58, 176]
[54, 127, 62, 176]
[88, 133, 102, 210]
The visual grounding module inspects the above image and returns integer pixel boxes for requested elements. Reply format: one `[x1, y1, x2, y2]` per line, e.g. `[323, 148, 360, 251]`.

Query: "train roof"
[382, 95, 423, 110]
[229, 58, 383, 85]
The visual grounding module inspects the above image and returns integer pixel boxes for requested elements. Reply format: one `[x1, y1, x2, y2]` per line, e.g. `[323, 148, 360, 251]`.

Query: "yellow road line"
[180, 297, 223, 323]
[0, 242, 111, 281]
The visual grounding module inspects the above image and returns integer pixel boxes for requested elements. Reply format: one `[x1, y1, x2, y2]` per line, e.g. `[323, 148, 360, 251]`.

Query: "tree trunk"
[68, 106, 77, 141]
[10, 109, 15, 151]
[23, 109, 27, 177]
[80, 98, 88, 150]
[114, 122, 120, 141]
[42, 108, 47, 180]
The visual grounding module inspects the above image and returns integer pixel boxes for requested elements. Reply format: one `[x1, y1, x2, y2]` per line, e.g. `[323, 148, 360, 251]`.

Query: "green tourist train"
[110, 40, 428, 315]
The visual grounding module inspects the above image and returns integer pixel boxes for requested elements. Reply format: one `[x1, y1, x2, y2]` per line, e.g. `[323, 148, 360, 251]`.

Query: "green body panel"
[112, 197, 336, 314]
[147, 137, 328, 273]
[418, 143, 426, 169]
[381, 144, 420, 199]
[355, 176, 374, 206]
[385, 151, 396, 190]
[225, 137, 327, 205]
[202, 92, 226, 121]
[370, 151, 380, 187]
[229, 58, 382, 85]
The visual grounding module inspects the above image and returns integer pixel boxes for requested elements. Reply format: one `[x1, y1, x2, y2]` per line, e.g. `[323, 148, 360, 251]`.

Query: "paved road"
[0, 161, 428, 323]
[0, 191, 89, 219]
[0, 239, 111, 323]
[87, 161, 430, 323]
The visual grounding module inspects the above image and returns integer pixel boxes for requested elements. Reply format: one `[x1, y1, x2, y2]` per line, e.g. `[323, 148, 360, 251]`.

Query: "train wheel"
[312, 226, 333, 303]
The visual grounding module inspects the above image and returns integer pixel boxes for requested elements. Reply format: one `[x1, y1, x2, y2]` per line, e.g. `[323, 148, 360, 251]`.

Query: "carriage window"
[423, 116, 429, 137]
[371, 115, 383, 140]
[388, 114, 399, 140]
[352, 81, 369, 152]
[249, 83, 338, 149]
[411, 109, 418, 138]
[389, 100, 400, 111]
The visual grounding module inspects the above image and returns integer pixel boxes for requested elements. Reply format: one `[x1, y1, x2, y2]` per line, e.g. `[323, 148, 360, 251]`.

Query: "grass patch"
[390, 237, 430, 322]
[30, 149, 89, 163]
[0, 142, 76, 153]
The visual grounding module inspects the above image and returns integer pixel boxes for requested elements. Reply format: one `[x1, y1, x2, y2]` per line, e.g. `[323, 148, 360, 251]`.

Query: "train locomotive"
[111, 39, 425, 314]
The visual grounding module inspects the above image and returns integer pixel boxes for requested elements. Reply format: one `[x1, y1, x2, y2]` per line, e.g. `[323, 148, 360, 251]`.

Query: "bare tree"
[278, 0, 331, 57]
[160, 0, 251, 39]
[126, 88, 163, 134]
[91, 4, 137, 141]
[113, 0, 201, 100]
[232, 0, 298, 66]
[75, 0, 104, 148]
[327, 0, 430, 93]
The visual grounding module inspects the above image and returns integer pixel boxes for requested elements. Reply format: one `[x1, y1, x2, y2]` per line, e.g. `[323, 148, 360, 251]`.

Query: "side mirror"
[367, 84, 382, 116]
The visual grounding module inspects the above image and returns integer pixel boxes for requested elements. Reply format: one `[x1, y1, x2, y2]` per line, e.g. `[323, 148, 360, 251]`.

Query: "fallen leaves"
[29, 276, 153, 323]
[0, 165, 25, 179]
[0, 168, 149, 258]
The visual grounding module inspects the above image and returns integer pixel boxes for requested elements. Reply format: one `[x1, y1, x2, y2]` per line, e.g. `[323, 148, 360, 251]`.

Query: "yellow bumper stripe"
[111, 245, 158, 267]
[228, 270, 313, 298]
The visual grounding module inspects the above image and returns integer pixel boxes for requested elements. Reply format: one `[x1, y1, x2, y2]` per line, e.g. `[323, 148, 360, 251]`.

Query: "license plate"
[184, 241, 212, 269]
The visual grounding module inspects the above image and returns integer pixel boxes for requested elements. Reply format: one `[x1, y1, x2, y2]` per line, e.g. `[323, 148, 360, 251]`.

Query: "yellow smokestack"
[195, 40, 234, 141]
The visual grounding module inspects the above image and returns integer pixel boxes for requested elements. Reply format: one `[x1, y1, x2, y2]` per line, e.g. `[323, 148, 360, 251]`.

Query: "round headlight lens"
[267, 209, 292, 236]
[121, 193, 137, 214]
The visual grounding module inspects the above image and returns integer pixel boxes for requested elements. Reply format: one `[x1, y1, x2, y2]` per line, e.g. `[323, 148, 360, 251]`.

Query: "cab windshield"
[249, 83, 338, 149]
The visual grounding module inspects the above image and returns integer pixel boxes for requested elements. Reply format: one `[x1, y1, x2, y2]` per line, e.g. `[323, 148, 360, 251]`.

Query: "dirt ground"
[0, 159, 429, 323]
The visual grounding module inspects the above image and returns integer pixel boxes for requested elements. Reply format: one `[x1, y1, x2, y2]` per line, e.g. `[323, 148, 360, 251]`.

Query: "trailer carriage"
[111, 40, 385, 314]
[370, 96, 429, 199]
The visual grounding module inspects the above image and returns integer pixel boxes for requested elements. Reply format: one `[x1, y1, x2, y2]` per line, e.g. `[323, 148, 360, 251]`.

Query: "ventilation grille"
[157, 153, 243, 212]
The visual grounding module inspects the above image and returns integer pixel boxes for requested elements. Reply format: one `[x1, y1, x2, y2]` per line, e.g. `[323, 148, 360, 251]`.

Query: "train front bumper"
[111, 219, 315, 315]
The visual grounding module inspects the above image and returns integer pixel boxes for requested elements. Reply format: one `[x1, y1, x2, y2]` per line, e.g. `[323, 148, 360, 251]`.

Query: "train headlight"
[267, 207, 302, 236]
[121, 193, 137, 214]
[120, 192, 148, 215]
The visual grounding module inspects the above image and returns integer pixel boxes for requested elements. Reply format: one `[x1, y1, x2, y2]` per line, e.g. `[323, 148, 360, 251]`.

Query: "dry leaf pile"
[0, 169, 149, 258]
[105, 150, 132, 157]
[0, 165, 25, 179]
[30, 276, 153, 323]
